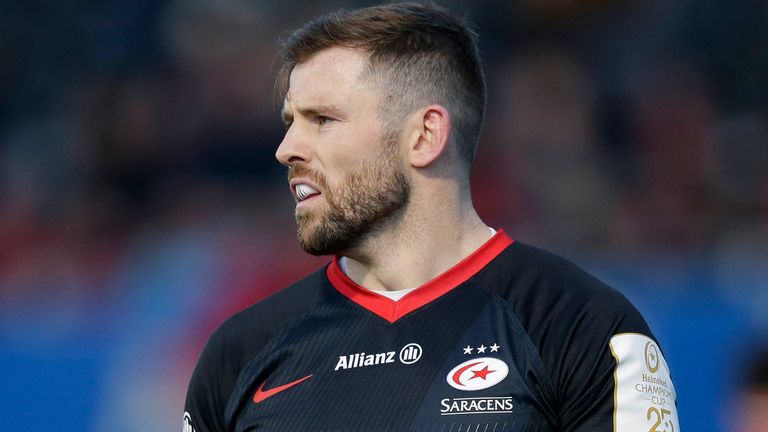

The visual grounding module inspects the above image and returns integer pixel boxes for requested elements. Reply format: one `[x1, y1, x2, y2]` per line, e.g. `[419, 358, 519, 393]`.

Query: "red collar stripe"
[326, 230, 514, 323]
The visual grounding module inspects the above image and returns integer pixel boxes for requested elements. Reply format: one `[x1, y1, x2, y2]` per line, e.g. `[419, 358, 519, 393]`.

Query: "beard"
[288, 133, 410, 256]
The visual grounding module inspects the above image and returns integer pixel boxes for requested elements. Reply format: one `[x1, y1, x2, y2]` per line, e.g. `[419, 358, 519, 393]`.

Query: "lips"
[290, 178, 322, 203]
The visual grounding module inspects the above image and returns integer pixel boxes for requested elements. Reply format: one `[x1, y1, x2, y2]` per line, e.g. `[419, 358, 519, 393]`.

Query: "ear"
[407, 105, 452, 168]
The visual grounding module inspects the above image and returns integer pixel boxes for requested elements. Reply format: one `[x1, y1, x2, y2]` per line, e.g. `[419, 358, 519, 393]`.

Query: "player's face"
[276, 47, 410, 255]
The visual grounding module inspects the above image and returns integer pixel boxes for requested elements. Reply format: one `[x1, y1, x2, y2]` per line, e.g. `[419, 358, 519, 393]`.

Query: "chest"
[226, 289, 557, 431]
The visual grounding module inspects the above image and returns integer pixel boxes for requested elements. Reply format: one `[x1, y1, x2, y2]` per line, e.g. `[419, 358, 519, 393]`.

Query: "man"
[184, 3, 679, 431]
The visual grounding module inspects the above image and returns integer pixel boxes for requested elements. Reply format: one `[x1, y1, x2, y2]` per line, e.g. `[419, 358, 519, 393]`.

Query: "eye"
[317, 115, 335, 126]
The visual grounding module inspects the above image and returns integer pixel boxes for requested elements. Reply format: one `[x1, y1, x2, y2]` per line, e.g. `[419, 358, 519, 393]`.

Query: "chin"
[297, 224, 360, 257]
[297, 224, 333, 256]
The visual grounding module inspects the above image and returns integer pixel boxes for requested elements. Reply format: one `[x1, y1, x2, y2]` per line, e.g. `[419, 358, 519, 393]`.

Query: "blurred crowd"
[0, 0, 766, 431]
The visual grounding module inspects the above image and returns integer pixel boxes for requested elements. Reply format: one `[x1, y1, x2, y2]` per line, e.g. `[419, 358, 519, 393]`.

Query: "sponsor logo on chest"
[334, 342, 422, 371]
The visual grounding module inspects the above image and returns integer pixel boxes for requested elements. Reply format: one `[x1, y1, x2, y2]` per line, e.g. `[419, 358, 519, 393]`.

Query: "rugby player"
[184, 3, 680, 431]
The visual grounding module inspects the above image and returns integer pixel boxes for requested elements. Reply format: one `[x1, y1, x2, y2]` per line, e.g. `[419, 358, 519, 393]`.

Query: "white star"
[477, 344, 487, 353]
[463, 345, 473, 355]
[490, 343, 500, 352]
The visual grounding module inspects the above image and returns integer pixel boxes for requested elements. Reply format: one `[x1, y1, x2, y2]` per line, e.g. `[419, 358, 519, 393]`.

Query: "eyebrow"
[281, 103, 347, 126]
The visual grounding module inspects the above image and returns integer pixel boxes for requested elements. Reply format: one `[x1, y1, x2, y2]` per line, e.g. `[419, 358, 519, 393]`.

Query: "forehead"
[284, 47, 375, 111]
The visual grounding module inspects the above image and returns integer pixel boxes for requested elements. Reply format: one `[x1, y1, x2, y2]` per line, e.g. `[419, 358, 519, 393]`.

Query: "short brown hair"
[276, 2, 486, 169]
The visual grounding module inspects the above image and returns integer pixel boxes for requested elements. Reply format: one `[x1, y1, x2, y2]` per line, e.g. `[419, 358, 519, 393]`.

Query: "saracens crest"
[447, 357, 509, 391]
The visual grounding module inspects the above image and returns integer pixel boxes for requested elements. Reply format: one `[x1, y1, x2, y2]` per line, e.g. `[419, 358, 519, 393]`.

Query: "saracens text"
[440, 397, 514, 415]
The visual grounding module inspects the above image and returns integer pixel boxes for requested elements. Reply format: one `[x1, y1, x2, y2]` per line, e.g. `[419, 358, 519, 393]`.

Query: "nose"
[275, 125, 310, 167]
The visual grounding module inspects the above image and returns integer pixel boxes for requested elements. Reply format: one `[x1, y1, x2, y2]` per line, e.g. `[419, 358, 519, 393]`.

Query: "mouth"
[290, 179, 322, 203]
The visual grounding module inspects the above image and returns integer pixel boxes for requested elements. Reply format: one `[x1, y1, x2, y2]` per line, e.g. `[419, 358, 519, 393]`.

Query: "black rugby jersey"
[184, 231, 679, 431]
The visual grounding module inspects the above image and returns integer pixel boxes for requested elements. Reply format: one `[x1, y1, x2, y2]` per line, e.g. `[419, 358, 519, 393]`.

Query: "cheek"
[318, 117, 391, 174]
[322, 132, 375, 169]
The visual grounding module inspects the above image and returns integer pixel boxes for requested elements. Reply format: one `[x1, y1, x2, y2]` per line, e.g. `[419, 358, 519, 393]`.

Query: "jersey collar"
[326, 230, 514, 323]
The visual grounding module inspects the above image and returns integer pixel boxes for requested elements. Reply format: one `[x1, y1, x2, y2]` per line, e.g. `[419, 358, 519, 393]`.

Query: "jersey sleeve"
[553, 292, 679, 432]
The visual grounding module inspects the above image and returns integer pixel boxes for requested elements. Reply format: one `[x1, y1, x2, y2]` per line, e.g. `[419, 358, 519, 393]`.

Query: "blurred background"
[1, 0, 766, 430]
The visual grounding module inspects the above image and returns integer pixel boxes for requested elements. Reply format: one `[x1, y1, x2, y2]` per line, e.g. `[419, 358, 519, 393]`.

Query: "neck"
[341, 182, 491, 291]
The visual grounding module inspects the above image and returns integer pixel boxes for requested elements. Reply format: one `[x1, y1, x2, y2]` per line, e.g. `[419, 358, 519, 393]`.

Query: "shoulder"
[208, 265, 330, 364]
[184, 266, 330, 431]
[485, 241, 622, 301]
[480, 242, 661, 426]
[470, 239, 677, 428]
[481, 241, 648, 334]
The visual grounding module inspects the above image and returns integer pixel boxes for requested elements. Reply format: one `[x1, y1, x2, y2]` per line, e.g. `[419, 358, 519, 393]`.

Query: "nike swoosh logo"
[253, 374, 313, 403]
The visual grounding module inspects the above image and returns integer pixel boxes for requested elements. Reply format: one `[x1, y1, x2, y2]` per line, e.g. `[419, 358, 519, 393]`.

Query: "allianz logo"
[334, 343, 422, 371]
